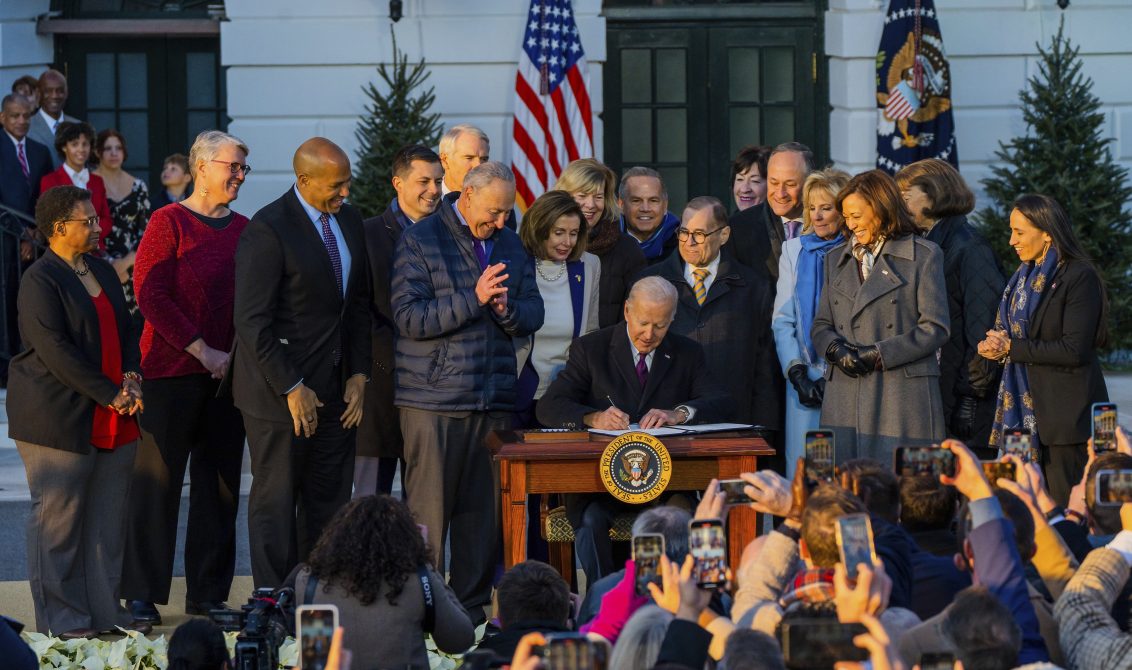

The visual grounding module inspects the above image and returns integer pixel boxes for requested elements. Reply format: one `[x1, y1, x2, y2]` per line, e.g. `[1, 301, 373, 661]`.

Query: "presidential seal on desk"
[600, 432, 672, 504]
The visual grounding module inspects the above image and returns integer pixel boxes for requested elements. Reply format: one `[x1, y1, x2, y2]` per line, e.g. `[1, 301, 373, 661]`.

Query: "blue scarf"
[796, 233, 844, 364]
[990, 247, 1060, 447]
[620, 212, 681, 260]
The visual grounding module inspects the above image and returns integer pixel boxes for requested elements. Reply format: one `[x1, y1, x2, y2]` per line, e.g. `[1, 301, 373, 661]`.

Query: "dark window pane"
[764, 107, 795, 146]
[187, 111, 216, 141]
[657, 166, 687, 213]
[621, 108, 652, 163]
[621, 49, 652, 104]
[729, 107, 760, 157]
[117, 111, 149, 168]
[86, 53, 115, 109]
[729, 48, 760, 103]
[656, 108, 687, 163]
[117, 53, 147, 109]
[655, 49, 686, 104]
[186, 52, 217, 108]
[762, 47, 794, 103]
[87, 111, 116, 134]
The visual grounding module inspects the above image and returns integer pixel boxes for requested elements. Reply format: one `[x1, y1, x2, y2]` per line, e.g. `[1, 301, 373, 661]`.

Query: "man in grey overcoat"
[811, 232, 949, 463]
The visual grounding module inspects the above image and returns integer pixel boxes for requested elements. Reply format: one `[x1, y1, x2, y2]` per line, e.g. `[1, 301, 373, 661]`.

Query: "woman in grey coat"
[811, 170, 949, 463]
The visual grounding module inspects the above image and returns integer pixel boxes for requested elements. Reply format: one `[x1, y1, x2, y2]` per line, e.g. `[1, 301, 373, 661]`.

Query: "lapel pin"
[664, 354, 671, 359]
[575, 274, 582, 282]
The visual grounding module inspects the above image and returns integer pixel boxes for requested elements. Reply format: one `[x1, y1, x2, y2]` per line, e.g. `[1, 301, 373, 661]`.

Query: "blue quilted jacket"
[391, 202, 544, 410]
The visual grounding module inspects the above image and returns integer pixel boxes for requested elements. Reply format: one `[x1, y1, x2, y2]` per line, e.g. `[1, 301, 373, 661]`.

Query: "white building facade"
[1, 0, 1129, 216]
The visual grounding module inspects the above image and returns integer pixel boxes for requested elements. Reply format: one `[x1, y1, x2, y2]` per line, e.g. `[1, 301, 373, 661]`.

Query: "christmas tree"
[977, 16, 1132, 350]
[351, 29, 444, 219]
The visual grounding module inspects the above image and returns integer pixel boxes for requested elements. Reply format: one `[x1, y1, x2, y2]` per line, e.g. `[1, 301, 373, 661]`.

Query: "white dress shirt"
[39, 109, 62, 135]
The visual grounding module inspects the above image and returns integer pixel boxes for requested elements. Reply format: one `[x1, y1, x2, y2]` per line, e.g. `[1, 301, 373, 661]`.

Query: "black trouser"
[243, 395, 355, 589]
[121, 374, 245, 604]
[1042, 442, 1089, 507]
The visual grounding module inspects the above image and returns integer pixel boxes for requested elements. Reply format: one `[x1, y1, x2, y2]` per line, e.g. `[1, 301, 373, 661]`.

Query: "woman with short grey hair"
[119, 129, 252, 624]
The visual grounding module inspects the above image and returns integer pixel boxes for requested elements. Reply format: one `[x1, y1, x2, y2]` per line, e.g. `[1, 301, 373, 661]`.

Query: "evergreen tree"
[351, 29, 444, 219]
[977, 17, 1132, 350]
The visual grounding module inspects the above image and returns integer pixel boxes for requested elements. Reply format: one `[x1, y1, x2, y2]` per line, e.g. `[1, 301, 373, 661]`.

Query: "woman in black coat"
[977, 193, 1108, 504]
[7, 185, 146, 638]
[896, 159, 1005, 454]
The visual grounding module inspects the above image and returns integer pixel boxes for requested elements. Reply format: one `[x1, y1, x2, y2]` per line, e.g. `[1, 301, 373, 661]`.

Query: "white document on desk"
[587, 422, 753, 437]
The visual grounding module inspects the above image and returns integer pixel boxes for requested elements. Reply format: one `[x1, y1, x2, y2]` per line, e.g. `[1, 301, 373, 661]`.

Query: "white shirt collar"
[39, 109, 62, 134]
[64, 162, 89, 188]
[683, 253, 722, 291]
[626, 328, 657, 370]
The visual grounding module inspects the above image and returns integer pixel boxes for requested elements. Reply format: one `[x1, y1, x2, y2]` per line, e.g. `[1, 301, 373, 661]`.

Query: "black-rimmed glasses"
[210, 160, 252, 176]
[676, 227, 726, 244]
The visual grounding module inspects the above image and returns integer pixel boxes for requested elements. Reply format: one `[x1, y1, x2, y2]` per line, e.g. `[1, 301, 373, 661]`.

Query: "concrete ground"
[3, 375, 1132, 633]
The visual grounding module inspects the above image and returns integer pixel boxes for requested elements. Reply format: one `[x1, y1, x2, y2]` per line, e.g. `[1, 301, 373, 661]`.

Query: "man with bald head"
[27, 69, 80, 169]
[392, 160, 543, 623]
[537, 276, 732, 581]
[726, 141, 814, 281]
[232, 137, 371, 588]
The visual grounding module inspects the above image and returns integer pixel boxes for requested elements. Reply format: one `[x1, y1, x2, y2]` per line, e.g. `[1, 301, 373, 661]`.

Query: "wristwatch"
[674, 405, 695, 424]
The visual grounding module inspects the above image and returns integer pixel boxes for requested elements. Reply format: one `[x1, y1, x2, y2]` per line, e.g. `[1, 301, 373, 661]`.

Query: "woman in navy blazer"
[7, 185, 145, 638]
[977, 194, 1108, 504]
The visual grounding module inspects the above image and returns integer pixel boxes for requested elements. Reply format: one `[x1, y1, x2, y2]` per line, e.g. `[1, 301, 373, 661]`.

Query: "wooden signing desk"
[487, 430, 775, 571]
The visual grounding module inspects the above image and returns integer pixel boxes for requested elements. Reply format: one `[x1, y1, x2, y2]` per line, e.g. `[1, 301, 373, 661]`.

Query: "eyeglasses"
[676, 227, 726, 244]
[59, 216, 101, 228]
[210, 160, 252, 176]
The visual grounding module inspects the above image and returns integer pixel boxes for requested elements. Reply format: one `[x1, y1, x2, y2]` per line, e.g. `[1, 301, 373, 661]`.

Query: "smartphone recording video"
[835, 513, 877, 581]
[632, 533, 664, 596]
[893, 446, 956, 478]
[688, 519, 727, 589]
[981, 461, 1016, 487]
[297, 604, 338, 670]
[718, 478, 753, 505]
[1093, 403, 1119, 453]
[1096, 469, 1132, 506]
[1002, 429, 1037, 463]
[804, 430, 835, 484]
[779, 619, 868, 669]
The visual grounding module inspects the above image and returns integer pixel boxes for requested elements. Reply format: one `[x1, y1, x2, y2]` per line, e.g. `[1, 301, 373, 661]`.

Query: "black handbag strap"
[418, 565, 435, 633]
[304, 571, 320, 605]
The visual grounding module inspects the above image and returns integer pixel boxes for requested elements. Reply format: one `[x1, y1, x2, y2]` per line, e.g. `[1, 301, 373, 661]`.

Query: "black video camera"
[210, 587, 295, 670]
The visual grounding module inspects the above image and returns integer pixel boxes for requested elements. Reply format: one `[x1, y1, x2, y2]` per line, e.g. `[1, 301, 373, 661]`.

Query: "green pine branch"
[976, 16, 1132, 350]
[351, 27, 444, 219]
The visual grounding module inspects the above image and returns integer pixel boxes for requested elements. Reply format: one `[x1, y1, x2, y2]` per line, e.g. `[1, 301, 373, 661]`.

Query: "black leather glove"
[951, 395, 979, 441]
[825, 340, 868, 378]
[856, 345, 882, 372]
[788, 363, 823, 409]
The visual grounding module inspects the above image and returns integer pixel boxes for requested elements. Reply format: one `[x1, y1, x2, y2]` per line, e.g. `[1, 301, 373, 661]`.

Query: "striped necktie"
[16, 142, 28, 179]
[692, 268, 709, 305]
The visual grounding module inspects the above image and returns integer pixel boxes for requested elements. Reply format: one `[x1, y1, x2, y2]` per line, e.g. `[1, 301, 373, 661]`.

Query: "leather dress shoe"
[58, 627, 98, 640]
[128, 600, 162, 625]
[186, 599, 231, 616]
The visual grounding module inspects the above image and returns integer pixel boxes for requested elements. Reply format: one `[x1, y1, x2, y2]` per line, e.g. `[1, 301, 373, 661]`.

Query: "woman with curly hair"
[292, 495, 474, 669]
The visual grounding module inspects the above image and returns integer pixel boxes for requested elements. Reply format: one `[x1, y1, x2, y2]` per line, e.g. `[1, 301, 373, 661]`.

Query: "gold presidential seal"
[599, 432, 672, 504]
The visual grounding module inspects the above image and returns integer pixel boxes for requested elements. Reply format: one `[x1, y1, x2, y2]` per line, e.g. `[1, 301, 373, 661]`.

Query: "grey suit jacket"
[27, 112, 80, 169]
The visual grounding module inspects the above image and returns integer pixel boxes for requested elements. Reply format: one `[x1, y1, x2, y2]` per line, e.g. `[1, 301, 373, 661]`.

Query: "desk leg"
[719, 455, 759, 571]
[501, 460, 528, 568]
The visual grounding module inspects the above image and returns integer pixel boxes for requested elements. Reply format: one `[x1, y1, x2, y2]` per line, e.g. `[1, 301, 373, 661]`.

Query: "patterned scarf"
[778, 566, 836, 610]
[852, 236, 886, 281]
[990, 246, 1060, 447]
[587, 215, 623, 256]
[796, 233, 845, 365]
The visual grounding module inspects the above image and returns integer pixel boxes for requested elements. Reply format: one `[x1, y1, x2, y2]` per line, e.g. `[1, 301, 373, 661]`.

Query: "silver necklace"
[536, 259, 567, 282]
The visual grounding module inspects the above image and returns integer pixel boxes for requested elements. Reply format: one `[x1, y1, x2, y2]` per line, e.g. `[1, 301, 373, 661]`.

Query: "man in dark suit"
[354, 144, 443, 497]
[537, 276, 733, 581]
[438, 123, 516, 231]
[637, 196, 779, 431]
[27, 70, 80, 170]
[0, 93, 52, 379]
[618, 167, 680, 265]
[726, 141, 813, 281]
[392, 160, 543, 624]
[232, 137, 372, 588]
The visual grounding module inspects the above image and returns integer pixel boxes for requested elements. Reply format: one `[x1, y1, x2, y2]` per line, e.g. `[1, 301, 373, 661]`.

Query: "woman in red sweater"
[39, 122, 113, 253]
[119, 130, 252, 624]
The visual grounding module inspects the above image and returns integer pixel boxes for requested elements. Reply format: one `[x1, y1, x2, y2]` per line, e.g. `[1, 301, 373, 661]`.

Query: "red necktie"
[17, 142, 28, 179]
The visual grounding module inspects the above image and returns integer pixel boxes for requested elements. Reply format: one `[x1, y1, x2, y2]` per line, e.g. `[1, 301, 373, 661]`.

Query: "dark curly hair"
[53, 121, 95, 161]
[307, 495, 432, 607]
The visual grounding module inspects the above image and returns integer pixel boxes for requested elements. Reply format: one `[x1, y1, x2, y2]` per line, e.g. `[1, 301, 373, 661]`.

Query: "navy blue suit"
[0, 135, 52, 219]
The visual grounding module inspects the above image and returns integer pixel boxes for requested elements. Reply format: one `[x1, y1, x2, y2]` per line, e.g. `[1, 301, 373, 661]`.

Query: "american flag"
[884, 80, 922, 121]
[511, 0, 594, 213]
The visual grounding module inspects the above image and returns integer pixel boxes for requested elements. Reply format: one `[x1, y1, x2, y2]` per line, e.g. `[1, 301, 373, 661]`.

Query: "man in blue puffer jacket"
[391, 160, 544, 625]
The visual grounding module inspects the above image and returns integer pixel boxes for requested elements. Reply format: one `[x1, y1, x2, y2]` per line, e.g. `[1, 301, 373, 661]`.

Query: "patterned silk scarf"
[990, 246, 1060, 447]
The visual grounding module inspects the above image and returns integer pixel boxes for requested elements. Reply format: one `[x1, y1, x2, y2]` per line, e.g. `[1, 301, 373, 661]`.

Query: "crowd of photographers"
[8, 425, 1132, 670]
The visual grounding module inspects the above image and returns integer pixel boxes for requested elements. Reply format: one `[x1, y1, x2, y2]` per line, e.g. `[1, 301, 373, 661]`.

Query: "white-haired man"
[438, 123, 516, 230]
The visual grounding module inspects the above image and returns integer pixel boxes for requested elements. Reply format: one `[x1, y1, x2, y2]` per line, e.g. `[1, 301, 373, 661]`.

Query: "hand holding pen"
[585, 394, 631, 430]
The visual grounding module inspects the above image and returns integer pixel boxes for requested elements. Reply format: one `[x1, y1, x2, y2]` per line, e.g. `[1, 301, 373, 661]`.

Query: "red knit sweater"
[133, 203, 248, 379]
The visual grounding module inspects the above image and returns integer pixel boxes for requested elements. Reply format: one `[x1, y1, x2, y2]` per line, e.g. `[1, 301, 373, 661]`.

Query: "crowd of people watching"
[0, 62, 1121, 670]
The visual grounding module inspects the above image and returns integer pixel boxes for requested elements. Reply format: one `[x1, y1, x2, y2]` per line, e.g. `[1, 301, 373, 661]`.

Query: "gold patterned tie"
[692, 268, 709, 305]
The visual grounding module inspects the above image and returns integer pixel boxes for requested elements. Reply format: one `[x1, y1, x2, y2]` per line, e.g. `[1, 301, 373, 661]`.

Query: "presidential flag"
[875, 0, 958, 174]
[511, 0, 594, 213]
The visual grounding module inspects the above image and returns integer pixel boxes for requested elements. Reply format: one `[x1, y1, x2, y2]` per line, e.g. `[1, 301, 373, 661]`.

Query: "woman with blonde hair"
[555, 159, 646, 327]
[771, 168, 850, 474]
